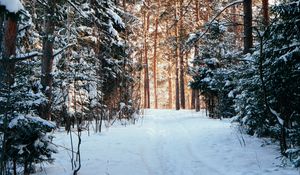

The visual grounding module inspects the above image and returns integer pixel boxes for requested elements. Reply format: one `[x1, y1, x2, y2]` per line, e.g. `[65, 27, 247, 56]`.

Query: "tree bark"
[166, 21, 173, 109]
[153, 0, 160, 109]
[41, 0, 57, 120]
[231, 4, 237, 45]
[175, 0, 180, 110]
[195, 0, 200, 22]
[243, 0, 253, 54]
[179, 0, 185, 109]
[0, 10, 18, 175]
[195, 89, 200, 112]
[191, 89, 196, 109]
[0, 12, 17, 87]
[143, 11, 150, 108]
[168, 66, 173, 109]
[262, 0, 269, 26]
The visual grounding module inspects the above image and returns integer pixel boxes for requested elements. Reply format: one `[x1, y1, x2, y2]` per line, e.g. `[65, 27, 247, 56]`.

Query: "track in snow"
[35, 109, 299, 175]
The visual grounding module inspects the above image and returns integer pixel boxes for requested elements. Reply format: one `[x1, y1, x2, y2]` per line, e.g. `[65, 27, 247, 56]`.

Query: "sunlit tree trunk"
[165, 20, 173, 109]
[179, 0, 185, 109]
[175, 0, 180, 110]
[153, 0, 160, 109]
[191, 0, 200, 109]
[143, 10, 150, 108]
[168, 60, 173, 109]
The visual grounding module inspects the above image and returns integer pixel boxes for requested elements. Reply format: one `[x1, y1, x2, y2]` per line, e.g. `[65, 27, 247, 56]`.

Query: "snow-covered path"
[35, 109, 299, 175]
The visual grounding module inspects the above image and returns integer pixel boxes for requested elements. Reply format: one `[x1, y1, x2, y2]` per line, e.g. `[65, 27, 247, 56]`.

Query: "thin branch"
[185, 0, 244, 51]
[18, 25, 31, 33]
[0, 52, 42, 63]
[36, 0, 49, 8]
[67, 0, 88, 18]
[54, 43, 75, 57]
[16, 52, 42, 61]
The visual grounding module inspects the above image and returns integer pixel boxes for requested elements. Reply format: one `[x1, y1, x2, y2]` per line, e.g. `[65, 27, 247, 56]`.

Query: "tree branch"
[185, 0, 244, 51]
[54, 43, 75, 57]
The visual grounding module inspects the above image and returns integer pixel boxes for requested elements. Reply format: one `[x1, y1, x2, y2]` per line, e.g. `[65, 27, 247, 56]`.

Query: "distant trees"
[137, 0, 202, 109]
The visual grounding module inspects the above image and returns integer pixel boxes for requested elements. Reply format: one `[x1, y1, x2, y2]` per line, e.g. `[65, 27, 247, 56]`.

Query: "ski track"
[35, 109, 300, 175]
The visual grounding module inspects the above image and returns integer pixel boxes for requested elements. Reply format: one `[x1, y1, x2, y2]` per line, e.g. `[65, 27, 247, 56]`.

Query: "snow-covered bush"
[189, 20, 237, 118]
[0, 114, 56, 174]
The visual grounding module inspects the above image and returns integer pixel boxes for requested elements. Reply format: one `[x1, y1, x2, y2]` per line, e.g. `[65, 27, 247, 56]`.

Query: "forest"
[0, 0, 299, 174]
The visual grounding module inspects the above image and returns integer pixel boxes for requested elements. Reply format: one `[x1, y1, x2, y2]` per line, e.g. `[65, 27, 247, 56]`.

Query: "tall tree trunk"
[195, 0, 200, 22]
[195, 89, 200, 112]
[243, 0, 253, 54]
[0, 11, 18, 175]
[191, 90, 196, 109]
[0, 12, 17, 86]
[232, 5, 237, 46]
[41, 1, 57, 120]
[168, 61, 173, 109]
[143, 11, 150, 108]
[175, 0, 180, 110]
[205, 0, 210, 21]
[166, 21, 173, 109]
[191, 0, 200, 109]
[153, 0, 160, 109]
[262, 0, 269, 26]
[179, 0, 185, 109]
[193, 45, 200, 112]
[123, 0, 126, 12]
[191, 45, 199, 109]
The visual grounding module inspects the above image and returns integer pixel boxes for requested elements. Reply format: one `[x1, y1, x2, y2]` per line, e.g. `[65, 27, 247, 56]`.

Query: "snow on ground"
[35, 109, 300, 175]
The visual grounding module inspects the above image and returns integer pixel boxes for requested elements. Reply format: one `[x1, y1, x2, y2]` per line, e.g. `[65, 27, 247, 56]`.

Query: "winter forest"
[0, 0, 300, 174]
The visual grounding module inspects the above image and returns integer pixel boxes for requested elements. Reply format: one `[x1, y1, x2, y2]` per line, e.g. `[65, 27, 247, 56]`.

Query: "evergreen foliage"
[233, 0, 300, 166]
[190, 0, 300, 166]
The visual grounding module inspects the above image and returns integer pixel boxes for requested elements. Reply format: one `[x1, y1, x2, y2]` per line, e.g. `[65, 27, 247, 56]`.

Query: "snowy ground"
[35, 109, 299, 175]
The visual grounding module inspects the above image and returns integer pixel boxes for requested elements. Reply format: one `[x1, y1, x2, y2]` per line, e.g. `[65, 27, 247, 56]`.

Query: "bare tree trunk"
[205, 0, 210, 21]
[231, 4, 237, 45]
[153, 1, 160, 109]
[190, 1, 200, 109]
[123, 0, 126, 12]
[168, 66, 173, 109]
[175, 0, 180, 110]
[179, 0, 185, 109]
[195, 90, 200, 112]
[195, 0, 200, 22]
[0, 12, 17, 86]
[262, 0, 269, 26]
[191, 89, 196, 109]
[243, 0, 253, 54]
[143, 10, 150, 109]
[41, 0, 57, 120]
[193, 42, 200, 112]
[0, 11, 18, 175]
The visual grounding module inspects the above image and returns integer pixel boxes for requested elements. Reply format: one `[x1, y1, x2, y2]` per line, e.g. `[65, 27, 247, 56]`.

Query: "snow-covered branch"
[269, 107, 284, 126]
[15, 51, 42, 61]
[54, 43, 75, 57]
[67, 0, 88, 18]
[0, 0, 24, 13]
